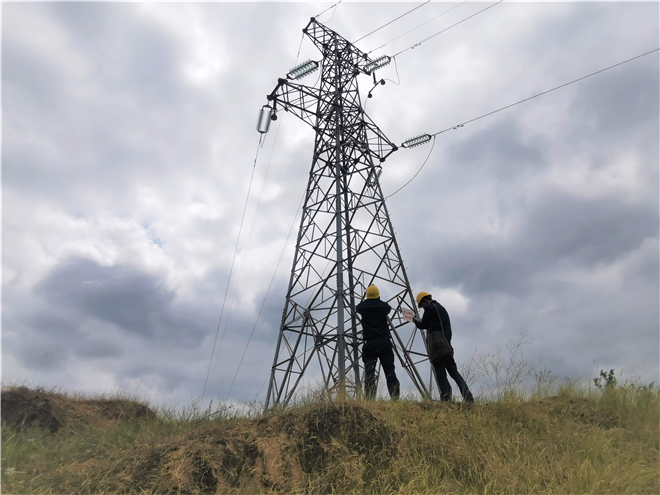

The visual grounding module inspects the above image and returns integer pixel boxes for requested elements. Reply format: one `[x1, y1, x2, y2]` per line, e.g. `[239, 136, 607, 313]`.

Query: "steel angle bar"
[265, 17, 423, 409]
[283, 346, 322, 404]
[354, 237, 392, 258]
[389, 321, 430, 399]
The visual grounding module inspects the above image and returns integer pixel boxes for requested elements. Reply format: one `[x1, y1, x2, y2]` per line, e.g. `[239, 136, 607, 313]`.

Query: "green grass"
[1, 382, 658, 494]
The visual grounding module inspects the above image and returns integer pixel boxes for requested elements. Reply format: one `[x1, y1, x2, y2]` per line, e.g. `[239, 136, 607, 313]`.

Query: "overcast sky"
[3, 1, 658, 407]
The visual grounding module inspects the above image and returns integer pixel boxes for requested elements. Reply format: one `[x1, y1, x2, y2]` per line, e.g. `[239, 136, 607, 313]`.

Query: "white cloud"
[3, 2, 658, 407]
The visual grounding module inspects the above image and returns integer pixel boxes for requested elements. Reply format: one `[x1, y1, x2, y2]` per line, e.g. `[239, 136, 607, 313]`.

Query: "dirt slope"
[1, 386, 156, 434]
[1, 386, 658, 494]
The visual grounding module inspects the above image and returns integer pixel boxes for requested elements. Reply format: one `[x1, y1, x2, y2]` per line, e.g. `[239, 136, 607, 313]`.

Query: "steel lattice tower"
[263, 18, 432, 409]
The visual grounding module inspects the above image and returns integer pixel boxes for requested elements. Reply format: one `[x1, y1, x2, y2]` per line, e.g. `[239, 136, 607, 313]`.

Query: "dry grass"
[1, 380, 658, 495]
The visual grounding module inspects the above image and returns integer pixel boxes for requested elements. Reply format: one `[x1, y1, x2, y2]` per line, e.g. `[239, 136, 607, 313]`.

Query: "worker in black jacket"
[414, 291, 475, 403]
[356, 285, 400, 400]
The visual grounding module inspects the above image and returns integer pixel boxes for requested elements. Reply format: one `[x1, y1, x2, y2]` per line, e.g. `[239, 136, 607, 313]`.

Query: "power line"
[353, 0, 430, 44]
[227, 189, 307, 398]
[209, 118, 283, 385]
[392, 0, 503, 57]
[236, 188, 306, 402]
[367, 0, 470, 55]
[294, 32, 305, 68]
[315, 0, 343, 21]
[428, 47, 660, 138]
[255, 373, 270, 401]
[202, 134, 264, 402]
[389, 47, 659, 196]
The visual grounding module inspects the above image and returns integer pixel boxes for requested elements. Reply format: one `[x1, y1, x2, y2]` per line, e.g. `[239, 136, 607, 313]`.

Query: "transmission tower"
[261, 18, 432, 409]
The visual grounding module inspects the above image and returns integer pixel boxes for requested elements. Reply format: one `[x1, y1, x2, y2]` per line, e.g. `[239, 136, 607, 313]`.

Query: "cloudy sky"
[3, 1, 658, 407]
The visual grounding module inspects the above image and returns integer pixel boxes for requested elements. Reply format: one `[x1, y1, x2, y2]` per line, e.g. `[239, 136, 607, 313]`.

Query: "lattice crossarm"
[266, 78, 321, 128]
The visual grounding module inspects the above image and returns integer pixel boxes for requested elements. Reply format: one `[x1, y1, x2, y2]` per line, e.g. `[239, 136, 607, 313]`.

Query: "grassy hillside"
[1, 384, 658, 494]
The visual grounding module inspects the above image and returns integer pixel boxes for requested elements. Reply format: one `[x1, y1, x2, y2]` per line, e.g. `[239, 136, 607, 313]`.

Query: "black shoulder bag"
[427, 304, 454, 364]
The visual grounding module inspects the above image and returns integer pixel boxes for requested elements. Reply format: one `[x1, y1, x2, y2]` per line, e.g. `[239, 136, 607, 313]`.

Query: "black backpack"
[427, 303, 454, 363]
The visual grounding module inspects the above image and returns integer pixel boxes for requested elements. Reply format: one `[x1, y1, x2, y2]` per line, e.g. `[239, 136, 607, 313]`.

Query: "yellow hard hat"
[366, 285, 380, 299]
[416, 291, 431, 307]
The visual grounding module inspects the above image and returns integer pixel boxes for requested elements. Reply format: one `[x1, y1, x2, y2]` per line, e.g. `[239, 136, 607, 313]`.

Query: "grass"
[1, 378, 658, 494]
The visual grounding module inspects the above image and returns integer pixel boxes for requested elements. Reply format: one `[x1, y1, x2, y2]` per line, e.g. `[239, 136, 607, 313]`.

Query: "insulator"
[402, 134, 432, 148]
[365, 55, 391, 74]
[287, 59, 319, 80]
[256, 105, 273, 134]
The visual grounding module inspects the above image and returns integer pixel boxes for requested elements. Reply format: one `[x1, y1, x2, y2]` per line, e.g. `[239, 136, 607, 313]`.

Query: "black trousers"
[362, 337, 400, 400]
[433, 356, 474, 402]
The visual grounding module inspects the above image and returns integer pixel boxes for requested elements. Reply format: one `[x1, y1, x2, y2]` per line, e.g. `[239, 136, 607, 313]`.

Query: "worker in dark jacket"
[356, 285, 400, 400]
[414, 291, 475, 403]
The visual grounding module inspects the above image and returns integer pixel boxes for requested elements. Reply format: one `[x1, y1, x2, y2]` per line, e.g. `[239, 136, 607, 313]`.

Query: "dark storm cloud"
[506, 2, 658, 83]
[445, 117, 547, 180]
[249, 275, 291, 341]
[2, 284, 82, 371]
[521, 192, 658, 268]
[420, 189, 658, 296]
[73, 339, 123, 360]
[569, 62, 659, 145]
[122, 363, 188, 393]
[4, 316, 74, 373]
[27, 311, 81, 339]
[447, 261, 659, 384]
[622, 240, 659, 290]
[518, 271, 657, 379]
[35, 256, 206, 346]
[565, 63, 660, 165]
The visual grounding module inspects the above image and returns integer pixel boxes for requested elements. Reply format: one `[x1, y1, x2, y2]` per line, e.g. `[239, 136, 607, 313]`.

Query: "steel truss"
[264, 18, 431, 409]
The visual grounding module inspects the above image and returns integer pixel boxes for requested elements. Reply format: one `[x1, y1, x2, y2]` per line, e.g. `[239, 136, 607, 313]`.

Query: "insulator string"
[390, 47, 659, 196]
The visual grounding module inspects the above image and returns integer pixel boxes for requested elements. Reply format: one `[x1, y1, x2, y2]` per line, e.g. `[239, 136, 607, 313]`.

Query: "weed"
[594, 368, 618, 392]
[460, 332, 539, 401]
[2, 382, 658, 494]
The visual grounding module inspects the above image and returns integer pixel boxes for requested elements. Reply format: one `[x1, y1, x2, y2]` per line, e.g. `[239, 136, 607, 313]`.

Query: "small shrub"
[594, 369, 618, 392]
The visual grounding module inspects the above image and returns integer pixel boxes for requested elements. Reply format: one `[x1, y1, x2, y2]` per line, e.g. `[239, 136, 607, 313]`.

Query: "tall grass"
[2, 350, 658, 495]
